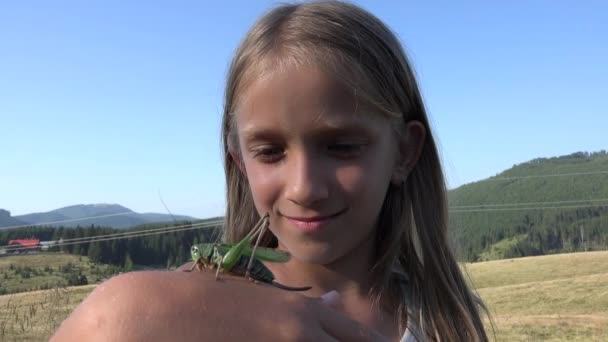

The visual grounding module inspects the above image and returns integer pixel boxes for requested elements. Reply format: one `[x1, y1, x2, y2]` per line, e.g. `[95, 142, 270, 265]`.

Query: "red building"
[7, 239, 41, 253]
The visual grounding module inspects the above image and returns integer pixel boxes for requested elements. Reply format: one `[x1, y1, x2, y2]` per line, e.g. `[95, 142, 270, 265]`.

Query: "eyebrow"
[240, 120, 376, 143]
[240, 127, 283, 143]
[315, 122, 376, 138]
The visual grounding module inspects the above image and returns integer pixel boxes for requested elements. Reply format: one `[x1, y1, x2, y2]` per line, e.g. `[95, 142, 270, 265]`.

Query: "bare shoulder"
[50, 270, 210, 341]
[51, 269, 302, 341]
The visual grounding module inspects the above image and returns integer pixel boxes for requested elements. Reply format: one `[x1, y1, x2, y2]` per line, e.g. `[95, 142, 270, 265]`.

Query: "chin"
[284, 242, 345, 265]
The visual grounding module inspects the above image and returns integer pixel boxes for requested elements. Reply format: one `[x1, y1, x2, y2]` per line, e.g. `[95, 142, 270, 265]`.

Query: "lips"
[282, 208, 347, 233]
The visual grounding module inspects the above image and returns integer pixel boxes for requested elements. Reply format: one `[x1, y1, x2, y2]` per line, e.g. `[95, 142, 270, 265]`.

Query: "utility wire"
[0, 219, 224, 250]
[4, 201, 607, 249]
[3, 171, 607, 229]
[450, 198, 608, 209]
[3, 220, 222, 253]
[483, 170, 608, 181]
[0, 211, 138, 230]
[449, 203, 608, 213]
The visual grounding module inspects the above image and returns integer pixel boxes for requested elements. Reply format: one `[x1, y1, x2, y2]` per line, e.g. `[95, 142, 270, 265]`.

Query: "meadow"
[1, 251, 607, 341]
[0, 253, 120, 295]
[467, 251, 608, 341]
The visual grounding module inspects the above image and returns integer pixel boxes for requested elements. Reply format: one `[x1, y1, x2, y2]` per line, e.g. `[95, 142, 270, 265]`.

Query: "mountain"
[0, 209, 26, 228]
[5, 204, 199, 229]
[448, 151, 608, 261]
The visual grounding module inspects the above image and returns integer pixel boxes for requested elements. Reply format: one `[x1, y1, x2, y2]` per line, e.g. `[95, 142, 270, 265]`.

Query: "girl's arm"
[50, 270, 388, 342]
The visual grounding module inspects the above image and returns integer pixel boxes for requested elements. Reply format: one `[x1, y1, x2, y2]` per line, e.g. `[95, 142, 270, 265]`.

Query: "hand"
[241, 288, 389, 342]
[316, 291, 390, 342]
[177, 271, 388, 341]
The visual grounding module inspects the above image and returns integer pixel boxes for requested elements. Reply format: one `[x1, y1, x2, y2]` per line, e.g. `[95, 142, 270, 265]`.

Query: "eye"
[191, 246, 199, 254]
[327, 143, 365, 158]
[251, 145, 285, 163]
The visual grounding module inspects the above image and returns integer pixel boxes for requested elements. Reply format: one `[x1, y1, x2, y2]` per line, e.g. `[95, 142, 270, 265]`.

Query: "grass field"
[0, 285, 94, 341]
[1, 251, 607, 341]
[0, 253, 118, 295]
[466, 251, 608, 341]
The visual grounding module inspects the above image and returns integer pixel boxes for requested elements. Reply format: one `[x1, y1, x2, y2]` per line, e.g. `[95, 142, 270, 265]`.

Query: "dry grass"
[1, 251, 607, 341]
[467, 251, 608, 341]
[0, 285, 95, 341]
[464, 250, 608, 289]
[0, 253, 82, 269]
[485, 314, 608, 342]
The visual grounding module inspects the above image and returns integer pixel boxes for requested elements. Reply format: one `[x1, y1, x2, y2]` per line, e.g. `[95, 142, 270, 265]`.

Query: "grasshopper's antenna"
[245, 214, 269, 278]
[243, 212, 269, 242]
[158, 189, 177, 223]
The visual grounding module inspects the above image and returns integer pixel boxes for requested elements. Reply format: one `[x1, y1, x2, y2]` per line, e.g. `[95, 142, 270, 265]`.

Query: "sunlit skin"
[232, 66, 423, 337]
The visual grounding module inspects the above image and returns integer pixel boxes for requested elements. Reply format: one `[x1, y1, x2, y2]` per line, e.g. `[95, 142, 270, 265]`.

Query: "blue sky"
[1, 1, 606, 219]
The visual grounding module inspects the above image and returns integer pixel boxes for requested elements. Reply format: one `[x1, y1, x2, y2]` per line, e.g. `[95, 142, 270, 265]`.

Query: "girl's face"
[234, 66, 402, 265]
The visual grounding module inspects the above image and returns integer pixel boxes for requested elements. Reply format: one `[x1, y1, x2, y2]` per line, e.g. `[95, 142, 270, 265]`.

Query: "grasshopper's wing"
[215, 243, 234, 256]
[246, 246, 290, 263]
[216, 243, 291, 263]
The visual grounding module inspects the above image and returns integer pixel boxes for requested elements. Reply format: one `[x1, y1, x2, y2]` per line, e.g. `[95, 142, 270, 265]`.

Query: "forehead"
[235, 66, 386, 134]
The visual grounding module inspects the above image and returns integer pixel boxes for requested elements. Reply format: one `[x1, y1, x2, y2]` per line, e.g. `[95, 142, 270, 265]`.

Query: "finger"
[319, 290, 341, 309]
[319, 306, 389, 342]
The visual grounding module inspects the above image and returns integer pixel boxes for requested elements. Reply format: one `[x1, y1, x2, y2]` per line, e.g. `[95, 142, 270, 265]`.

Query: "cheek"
[335, 155, 393, 198]
[243, 160, 281, 211]
[334, 165, 366, 195]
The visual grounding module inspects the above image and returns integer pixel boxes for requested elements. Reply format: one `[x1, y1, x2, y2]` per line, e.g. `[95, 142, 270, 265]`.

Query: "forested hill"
[0, 204, 198, 229]
[0, 218, 223, 269]
[448, 151, 608, 262]
[0, 209, 26, 228]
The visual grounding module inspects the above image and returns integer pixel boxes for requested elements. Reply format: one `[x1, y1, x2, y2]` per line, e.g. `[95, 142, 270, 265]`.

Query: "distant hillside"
[449, 151, 608, 261]
[4, 204, 198, 229]
[0, 209, 26, 228]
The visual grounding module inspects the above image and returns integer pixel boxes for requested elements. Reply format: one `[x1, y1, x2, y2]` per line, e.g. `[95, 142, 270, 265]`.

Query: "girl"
[52, 1, 489, 341]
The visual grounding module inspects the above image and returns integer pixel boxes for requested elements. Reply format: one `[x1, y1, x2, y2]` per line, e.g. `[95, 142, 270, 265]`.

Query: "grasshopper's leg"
[189, 258, 203, 272]
[245, 215, 268, 278]
[221, 212, 269, 272]
[190, 260, 198, 272]
[212, 245, 223, 280]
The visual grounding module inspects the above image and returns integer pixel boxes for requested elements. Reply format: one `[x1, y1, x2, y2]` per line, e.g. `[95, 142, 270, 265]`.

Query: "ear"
[391, 120, 426, 185]
[229, 148, 247, 176]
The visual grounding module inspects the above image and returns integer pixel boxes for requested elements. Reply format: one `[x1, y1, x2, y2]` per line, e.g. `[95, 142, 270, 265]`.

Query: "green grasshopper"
[189, 213, 311, 291]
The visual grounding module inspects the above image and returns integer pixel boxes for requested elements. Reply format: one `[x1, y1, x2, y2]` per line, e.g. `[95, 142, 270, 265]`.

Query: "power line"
[4, 225, 201, 253]
[449, 203, 608, 213]
[3, 220, 224, 253]
[2, 170, 606, 230]
[449, 198, 608, 209]
[0, 219, 224, 250]
[4, 200, 608, 234]
[483, 170, 608, 181]
[0, 211, 137, 230]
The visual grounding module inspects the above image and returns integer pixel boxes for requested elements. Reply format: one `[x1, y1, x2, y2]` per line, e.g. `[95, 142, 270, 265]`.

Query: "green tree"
[88, 242, 102, 263]
[124, 252, 134, 271]
[166, 255, 174, 269]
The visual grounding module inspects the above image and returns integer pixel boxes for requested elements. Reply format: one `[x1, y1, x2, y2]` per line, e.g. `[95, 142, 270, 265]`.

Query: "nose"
[284, 150, 329, 207]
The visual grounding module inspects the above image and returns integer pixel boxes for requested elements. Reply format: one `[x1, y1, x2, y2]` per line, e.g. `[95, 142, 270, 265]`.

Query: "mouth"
[282, 208, 347, 233]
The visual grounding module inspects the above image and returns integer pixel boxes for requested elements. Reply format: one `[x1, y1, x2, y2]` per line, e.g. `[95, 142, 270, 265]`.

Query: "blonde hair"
[220, 1, 489, 340]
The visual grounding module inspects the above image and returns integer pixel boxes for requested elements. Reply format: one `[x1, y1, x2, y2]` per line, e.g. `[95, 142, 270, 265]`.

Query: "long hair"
[220, 1, 489, 340]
